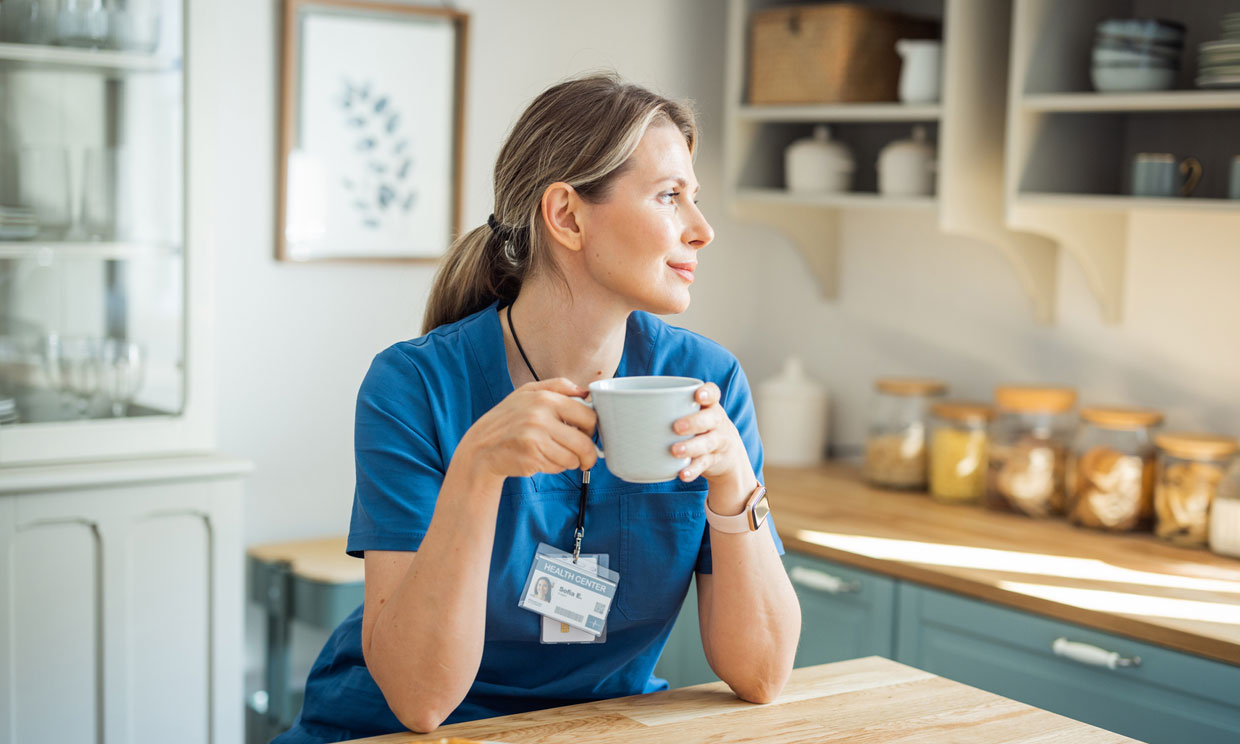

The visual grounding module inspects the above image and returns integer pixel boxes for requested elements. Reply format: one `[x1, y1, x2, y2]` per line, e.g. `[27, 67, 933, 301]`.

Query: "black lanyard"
[508, 302, 590, 563]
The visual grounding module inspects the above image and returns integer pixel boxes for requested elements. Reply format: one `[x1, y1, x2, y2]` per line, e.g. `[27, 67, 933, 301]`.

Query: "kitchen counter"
[765, 462, 1240, 666]
[350, 656, 1140, 743]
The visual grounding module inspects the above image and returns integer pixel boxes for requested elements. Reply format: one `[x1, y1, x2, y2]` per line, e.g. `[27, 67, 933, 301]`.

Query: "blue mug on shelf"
[1130, 153, 1201, 197]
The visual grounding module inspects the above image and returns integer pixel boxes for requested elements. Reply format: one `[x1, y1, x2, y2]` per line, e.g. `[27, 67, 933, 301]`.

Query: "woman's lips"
[669, 262, 697, 283]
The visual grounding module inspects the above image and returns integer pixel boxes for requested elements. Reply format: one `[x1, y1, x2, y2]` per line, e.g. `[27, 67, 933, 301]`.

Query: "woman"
[277, 73, 800, 743]
[532, 577, 552, 602]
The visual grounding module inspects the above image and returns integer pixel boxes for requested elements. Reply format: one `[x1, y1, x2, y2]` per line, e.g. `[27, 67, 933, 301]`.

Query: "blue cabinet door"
[784, 553, 897, 667]
[896, 583, 1240, 744]
[654, 576, 718, 689]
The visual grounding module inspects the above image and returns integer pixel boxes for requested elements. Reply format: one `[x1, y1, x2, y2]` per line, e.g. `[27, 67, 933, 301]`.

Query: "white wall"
[213, 0, 756, 547]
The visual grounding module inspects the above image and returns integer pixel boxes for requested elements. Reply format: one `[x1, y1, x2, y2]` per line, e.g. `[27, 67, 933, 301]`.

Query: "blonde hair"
[422, 73, 697, 333]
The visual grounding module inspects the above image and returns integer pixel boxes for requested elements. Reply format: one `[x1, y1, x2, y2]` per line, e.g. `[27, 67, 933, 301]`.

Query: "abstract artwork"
[277, 0, 468, 261]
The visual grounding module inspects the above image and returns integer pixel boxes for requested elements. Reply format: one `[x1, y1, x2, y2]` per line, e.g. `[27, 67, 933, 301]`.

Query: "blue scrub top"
[276, 301, 783, 743]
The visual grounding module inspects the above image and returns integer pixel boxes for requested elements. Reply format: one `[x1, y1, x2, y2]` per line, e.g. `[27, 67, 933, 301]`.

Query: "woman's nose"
[685, 203, 714, 248]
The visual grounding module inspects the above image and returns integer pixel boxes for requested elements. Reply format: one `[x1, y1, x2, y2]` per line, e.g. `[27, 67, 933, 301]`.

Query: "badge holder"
[540, 552, 609, 644]
[519, 541, 619, 639]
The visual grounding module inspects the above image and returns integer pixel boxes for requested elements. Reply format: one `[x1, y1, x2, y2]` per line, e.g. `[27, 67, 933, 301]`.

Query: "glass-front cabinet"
[0, 0, 209, 465]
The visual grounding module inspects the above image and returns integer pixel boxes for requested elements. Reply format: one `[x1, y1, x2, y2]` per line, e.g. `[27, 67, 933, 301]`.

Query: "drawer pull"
[789, 565, 861, 595]
[1052, 637, 1141, 670]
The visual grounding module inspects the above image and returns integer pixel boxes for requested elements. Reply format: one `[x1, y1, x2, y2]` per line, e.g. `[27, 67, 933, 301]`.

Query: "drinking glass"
[82, 147, 118, 240]
[100, 338, 144, 417]
[19, 145, 71, 239]
[43, 335, 103, 418]
[55, 0, 108, 48]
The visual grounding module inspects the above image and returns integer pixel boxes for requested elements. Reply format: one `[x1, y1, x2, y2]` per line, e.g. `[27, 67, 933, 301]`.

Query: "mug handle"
[1179, 156, 1202, 197]
[573, 397, 605, 459]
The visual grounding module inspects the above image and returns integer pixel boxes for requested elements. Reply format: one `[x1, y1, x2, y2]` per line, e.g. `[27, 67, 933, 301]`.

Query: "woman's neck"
[501, 273, 628, 390]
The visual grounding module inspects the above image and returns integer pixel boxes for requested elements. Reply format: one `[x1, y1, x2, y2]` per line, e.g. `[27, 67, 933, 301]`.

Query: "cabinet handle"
[788, 565, 861, 595]
[1052, 637, 1141, 670]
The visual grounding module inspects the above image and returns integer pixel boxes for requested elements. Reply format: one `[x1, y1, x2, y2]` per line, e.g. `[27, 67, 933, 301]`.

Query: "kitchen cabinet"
[0, 454, 251, 744]
[1004, 0, 1240, 323]
[896, 582, 1240, 744]
[724, 0, 1058, 321]
[655, 553, 897, 689]
[658, 549, 1240, 743]
[0, 0, 220, 465]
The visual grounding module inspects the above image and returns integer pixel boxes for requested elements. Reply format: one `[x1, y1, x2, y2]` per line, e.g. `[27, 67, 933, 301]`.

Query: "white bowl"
[1092, 47, 1177, 66]
[1096, 18, 1185, 44]
[1091, 65, 1177, 91]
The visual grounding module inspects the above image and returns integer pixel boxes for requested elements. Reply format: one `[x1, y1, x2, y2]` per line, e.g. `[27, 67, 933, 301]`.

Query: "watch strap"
[705, 482, 769, 533]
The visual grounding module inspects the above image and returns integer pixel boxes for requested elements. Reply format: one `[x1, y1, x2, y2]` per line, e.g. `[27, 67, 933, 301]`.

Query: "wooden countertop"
[766, 462, 1240, 666]
[349, 656, 1140, 743]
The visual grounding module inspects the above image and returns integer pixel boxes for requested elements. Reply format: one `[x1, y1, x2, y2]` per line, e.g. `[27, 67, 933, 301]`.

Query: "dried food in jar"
[988, 436, 1067, 517]
[1155, 460, 1225, 545]
[930, 426, 987, 502]
[864, 430, 926, 488]
[1068, 446, 1153, 530]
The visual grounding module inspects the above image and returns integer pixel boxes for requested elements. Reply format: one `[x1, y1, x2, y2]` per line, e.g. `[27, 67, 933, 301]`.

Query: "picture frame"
[277, 0, 468, 262]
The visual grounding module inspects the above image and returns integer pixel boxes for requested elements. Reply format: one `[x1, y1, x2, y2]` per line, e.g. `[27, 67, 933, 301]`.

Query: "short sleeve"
[347, 345, 446, 557]
[695, 358, 785, 574]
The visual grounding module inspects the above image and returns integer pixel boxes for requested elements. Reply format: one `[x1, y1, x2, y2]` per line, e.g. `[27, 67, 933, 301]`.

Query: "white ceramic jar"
[877, 125, 936, 196]
[756, 356, 829, 466]
[785, 125, 854, 194]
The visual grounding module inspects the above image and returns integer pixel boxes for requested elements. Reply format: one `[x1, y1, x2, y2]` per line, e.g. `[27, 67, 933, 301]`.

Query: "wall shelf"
[737, 102, 942, 122]
[735, 188, 938, 211]
[0, 241, 181, 260]
[1021, 90, 1240, 113]
[1015, 193, 1240, 213]
[0, 42, 178, 74]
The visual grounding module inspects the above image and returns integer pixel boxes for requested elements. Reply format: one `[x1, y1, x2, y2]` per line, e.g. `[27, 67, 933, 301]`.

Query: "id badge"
[541, 553, 609, 644]
[519, 542, 619, 637]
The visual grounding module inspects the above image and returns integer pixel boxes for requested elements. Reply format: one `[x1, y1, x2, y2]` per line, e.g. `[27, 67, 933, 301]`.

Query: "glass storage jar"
[928, 401, 993, 503]
[864, 377, 946, 489]
[1065, 406, 1162, 532]
[1154, 432, 1239, 547]
[1210, 458, 1240, 558]
[985, 385, 1077, 517]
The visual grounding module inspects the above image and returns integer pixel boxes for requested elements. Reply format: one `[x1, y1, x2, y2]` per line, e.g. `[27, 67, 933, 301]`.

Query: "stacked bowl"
[1196, 12, 1240, 89]
[1091, 18, 1185, 92]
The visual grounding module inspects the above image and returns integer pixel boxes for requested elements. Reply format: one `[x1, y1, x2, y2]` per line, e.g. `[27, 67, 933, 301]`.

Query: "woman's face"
[578, 121, 714, 315]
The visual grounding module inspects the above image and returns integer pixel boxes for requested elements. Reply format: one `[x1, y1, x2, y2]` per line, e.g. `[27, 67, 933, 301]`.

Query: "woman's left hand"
[670, 383, 755, 492]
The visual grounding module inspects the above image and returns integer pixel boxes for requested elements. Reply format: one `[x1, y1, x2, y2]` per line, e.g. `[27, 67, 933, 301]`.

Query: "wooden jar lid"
[930, 400, 994, 424]
[1154, 432, 1240, 460]
[1080, 405, 1164, 429]
[994, 385, 1077, 413]
[876, 377, 947, 396]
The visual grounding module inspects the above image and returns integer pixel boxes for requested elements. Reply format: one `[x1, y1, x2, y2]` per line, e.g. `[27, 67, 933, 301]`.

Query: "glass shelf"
[735, 187, 938, 211]
[0, 240, 181, 260]
[1021, 91, 1240, 113]
[0, 41, 179, 74]
[738, 102, 942, 122]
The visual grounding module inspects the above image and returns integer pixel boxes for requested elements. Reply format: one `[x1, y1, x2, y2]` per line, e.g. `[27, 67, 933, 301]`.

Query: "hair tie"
[487, 213, 504, 235]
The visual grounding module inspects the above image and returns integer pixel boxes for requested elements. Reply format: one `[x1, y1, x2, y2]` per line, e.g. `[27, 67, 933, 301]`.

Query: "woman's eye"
[658, 191, 680, 204]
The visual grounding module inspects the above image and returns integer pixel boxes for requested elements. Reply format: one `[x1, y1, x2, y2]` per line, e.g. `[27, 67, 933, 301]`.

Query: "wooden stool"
[246, 537, 365, 741]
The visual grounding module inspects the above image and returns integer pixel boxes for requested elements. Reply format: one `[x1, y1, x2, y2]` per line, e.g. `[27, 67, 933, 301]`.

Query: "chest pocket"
[616, 488, 707, 623]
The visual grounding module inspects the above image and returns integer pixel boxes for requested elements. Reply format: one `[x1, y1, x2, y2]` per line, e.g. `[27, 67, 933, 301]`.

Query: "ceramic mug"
[896, 39, 942, 103]
[1229, 155, 1240, 200]
[580, 376, 702, 483]
[1130, 153, 1202, 197]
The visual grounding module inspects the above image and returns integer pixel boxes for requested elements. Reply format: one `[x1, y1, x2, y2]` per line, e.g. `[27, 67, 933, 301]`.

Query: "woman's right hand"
[458, 377, 599, 481]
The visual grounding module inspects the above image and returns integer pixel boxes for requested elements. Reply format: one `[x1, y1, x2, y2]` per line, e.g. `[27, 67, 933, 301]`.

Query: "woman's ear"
[541, 182, 584, 253]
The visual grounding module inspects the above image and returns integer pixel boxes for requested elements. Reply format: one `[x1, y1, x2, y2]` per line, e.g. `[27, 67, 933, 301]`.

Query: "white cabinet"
[1004, 0, 1240, 323]
[724, 0, 1058, 321]
[0, 455, 250, 744]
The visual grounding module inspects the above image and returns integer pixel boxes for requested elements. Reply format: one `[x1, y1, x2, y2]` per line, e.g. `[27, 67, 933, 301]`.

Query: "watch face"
[749, 495, 771, 531]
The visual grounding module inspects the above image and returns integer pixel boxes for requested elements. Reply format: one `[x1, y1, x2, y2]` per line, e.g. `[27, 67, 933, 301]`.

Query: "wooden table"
[765, 463, 1240, 666]
[346, 657, 1141, 743]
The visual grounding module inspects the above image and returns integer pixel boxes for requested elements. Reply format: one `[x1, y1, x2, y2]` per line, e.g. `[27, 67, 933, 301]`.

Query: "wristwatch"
[704, 482, 770, 533]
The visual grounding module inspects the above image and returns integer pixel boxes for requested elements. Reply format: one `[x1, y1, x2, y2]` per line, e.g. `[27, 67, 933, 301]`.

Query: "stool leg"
[265, 561, 293, 731]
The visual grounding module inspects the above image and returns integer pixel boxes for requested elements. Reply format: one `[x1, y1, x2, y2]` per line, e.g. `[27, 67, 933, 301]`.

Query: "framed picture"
[277, 0, 469, 261]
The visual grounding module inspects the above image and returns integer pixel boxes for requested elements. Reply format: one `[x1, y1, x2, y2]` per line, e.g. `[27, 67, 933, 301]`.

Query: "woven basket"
[748, 3, 940, 104]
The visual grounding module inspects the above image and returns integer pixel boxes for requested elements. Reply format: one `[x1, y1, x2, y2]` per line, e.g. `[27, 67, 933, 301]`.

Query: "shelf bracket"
[729, 201, 841, 299]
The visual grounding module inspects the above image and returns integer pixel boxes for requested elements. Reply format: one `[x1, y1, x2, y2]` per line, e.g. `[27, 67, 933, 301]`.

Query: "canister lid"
[1154, 432, 1240, 459]
[994, 385, 1077, 413]
[930, 400, 994, 424]
[1080, 405, 1164, 429]
[875, 377, 946, 396]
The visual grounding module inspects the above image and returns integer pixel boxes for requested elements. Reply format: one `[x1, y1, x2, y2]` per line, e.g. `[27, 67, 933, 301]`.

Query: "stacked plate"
[0, 206, 37, 241]
[1091, 18, 1185, 92]
[1197, 13, 1240, 89]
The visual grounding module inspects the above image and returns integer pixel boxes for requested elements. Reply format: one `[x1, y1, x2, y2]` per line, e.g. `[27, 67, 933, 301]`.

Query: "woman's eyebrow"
[654, 176, 701, 194]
